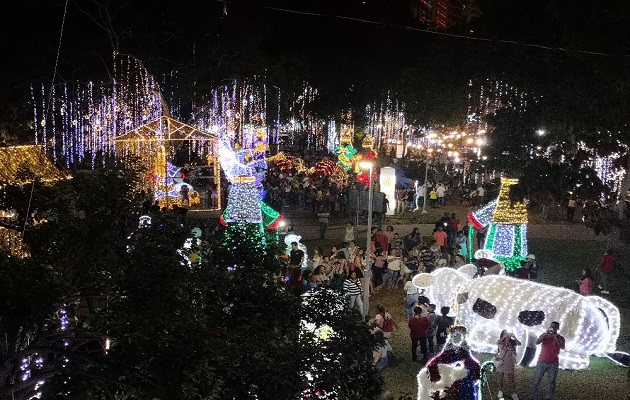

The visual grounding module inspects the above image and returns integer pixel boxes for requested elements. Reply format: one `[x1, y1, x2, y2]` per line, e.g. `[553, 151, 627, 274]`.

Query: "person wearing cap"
[524, 254, 538, 281]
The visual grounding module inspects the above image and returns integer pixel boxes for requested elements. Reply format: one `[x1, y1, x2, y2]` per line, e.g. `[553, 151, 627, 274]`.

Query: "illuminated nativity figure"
[217, 140, 282, 229]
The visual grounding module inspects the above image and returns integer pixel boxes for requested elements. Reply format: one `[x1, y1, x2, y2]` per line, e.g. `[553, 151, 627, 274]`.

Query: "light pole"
[421, 155, 429, 214]
[359, 160, 374, 317]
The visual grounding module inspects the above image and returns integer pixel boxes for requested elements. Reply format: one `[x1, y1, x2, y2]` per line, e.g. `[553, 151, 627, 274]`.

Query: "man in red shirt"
[408, 307, 430, 362]
[375, 229, 389, 253]
[598, 250, 616, 294]
[527, 321, 565, 400]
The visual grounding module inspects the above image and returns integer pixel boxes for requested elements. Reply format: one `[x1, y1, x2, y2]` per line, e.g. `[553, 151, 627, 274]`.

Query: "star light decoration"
[413, 267, 622, 370]
[468, 178, 528, 271]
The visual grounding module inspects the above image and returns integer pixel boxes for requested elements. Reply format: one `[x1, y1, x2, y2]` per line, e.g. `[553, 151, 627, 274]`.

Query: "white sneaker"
[601, 290, 610, 294]
[497, 391, 503, 399]
[511, 394, 519, 400]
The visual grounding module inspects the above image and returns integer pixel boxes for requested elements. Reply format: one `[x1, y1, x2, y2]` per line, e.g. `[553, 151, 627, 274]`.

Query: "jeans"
[427, 336, 435, 354]
[416, 196, 424, 209]
[373, 267, 384, 287]
[411, 337, 428, 361]
[348, 294, 363, 312]
[405, 294, 417, 320]
[600, 269, 612, 291]
[527, 361, 559, 400]
[319, 222, 328, 239]
[386, 270, 400, 287]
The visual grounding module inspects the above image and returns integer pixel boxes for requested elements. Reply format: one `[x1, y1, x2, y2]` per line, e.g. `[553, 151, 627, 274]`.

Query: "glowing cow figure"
[413, 267, 621, 370]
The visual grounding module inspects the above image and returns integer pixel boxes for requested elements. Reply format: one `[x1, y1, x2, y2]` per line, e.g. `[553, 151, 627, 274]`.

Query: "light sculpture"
[468, 178, 528, 271]
[217, 139, 282, 230]
[413, 267, 622, 370]
[379, 167, 396, 216]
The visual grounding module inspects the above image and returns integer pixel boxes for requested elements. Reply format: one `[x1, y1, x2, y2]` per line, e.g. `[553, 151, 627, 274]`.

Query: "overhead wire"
[219, 0, 626, 59]
[22, 0, 70, 241]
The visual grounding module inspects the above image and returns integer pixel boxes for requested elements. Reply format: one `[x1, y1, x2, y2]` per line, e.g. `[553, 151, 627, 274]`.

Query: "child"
[579, 268, 594, 295]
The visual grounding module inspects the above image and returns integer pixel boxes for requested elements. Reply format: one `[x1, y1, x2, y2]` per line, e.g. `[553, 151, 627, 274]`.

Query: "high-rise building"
[409, 0, 462, 30]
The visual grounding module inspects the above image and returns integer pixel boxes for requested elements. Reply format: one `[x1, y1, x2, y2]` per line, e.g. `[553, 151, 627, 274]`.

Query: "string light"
[414, 268, 621, 370]
[0, 146, 70, 186]
[33, 54, 164, 165]
[469, 178, 528, 271]
[0, 227, 28, 258]
[417, 324, 482, 400]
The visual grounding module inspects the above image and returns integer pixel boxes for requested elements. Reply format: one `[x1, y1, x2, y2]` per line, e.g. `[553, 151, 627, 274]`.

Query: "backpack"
[382, 315, 395, 333]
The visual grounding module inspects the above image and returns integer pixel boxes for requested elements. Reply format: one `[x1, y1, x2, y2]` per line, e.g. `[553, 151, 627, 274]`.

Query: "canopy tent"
[113, 116, 221, 209]
[0, 145, 70, 186]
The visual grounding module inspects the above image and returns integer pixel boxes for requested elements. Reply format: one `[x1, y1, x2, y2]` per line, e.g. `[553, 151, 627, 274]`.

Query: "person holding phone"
[527, 322, 565, 400]
[496, 330, 521, 400]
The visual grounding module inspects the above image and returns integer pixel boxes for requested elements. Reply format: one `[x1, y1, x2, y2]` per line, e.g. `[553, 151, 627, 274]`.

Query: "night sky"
[2, 0, 630, 112]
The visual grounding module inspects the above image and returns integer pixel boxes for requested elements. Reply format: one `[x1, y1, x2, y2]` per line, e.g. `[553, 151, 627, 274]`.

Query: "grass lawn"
[371, 237, 630, 400]
[285, 203, 630, 399]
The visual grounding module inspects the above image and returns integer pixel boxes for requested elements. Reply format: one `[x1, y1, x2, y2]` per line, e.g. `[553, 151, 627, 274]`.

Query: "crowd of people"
[274, 216, 619, 400]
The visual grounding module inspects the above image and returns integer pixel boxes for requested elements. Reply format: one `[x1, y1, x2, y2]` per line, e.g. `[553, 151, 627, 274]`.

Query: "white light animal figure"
[413, 268, 622, 370]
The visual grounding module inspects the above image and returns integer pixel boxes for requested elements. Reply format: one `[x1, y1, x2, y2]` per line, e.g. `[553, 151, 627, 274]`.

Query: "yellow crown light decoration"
[468, 177, 529, 272]
[493, 178, 528, 224]
[340, 126, 354, 145]
[362, 135, 374, 150]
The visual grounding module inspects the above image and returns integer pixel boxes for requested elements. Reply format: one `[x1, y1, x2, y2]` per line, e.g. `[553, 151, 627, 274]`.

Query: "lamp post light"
[421, 155, 429, 214]
[358, 160, 374, 317]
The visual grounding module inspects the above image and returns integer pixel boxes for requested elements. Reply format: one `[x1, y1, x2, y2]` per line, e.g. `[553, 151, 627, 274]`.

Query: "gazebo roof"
[0, 145, 70, 186]
[114, 116, 217, 143]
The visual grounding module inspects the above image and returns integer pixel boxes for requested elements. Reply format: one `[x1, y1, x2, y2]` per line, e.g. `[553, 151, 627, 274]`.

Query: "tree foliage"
[0, 170, 383, 399]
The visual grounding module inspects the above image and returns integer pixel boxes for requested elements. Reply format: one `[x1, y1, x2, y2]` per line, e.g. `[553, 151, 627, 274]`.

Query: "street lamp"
[358, 160, 374, 317]
[421, 146, 432, 214]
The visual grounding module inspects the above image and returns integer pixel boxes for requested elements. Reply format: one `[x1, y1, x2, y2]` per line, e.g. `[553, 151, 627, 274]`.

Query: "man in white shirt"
[436, 183, 446, 206]
[385, 251, 402, 288]
[567, 196, 577, 221]
[414, 181, 425, 211]
[403, 277, 419, 320]
[477, 186, 485, 200]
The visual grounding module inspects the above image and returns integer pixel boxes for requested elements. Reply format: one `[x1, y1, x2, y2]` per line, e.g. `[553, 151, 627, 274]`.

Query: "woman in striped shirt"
[344, 271, 363, 312]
